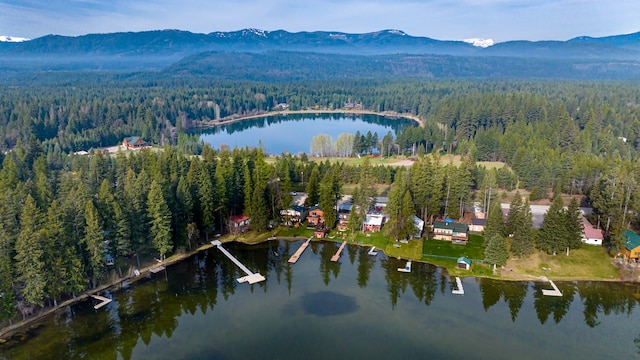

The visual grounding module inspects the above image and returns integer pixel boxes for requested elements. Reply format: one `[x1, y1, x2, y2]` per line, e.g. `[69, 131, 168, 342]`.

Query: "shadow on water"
[300, 291, 358, 317]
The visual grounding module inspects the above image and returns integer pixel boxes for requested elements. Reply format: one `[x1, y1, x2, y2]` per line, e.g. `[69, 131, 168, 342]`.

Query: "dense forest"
[1, 78, 640, 324]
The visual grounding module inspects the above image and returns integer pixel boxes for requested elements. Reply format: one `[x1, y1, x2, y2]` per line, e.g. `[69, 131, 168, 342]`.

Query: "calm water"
[198, 113, 416, 154]
[2, 240, 640, 360]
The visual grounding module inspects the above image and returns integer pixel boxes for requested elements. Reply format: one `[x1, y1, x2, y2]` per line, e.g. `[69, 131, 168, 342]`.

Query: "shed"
[457, 257, 471, 270]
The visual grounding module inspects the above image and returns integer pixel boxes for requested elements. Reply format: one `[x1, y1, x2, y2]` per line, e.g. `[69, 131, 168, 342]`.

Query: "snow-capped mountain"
[463, 38, 494, 48]
[0, 35, 30, 42]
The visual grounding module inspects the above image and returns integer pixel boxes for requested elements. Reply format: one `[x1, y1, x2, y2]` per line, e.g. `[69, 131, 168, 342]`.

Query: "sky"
[1, 0, 639, 43]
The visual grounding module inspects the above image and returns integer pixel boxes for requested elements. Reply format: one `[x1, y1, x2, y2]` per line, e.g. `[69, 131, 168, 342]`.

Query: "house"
[457, 256, 471, 270]
[413, 215, 424, 239]
[122, 136, 148, 148]
[373, 197, 388, 212]
[337, 203, 353, 231]
[581, 217, 603, 246]
[313, 220, 329, 238]
[470, 218, 487, 233]
[432, 221, 469, 244]
[280, 205, 308, 227]
[622, 229, 640, 262]
[228, 214, 250, 235]
[306, 206, 324, 227]
[363, 214, 384, 232]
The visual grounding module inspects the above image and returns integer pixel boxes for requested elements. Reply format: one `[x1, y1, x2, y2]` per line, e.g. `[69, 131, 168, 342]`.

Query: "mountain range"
[0, 29, 639, 79]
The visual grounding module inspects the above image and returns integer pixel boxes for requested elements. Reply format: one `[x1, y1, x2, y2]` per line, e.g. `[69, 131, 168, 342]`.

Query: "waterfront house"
[432, 221, 469, 244]
[228, 214, 250, 235]
[306, 206, 324, 227]
[122, 136, 147, 148]
[581, 217, 603, 246]
[622, 229, 640, 262]
[314, 220, 329, 238]
[363, 213, 384, 232]
[337, 203, 353, 231]
[281, 205, 308, 227]
[470, 218, 487, 233]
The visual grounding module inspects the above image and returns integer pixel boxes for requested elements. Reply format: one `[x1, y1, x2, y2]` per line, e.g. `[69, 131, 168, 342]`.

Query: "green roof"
[624, 230, 640, 251]
[433, 221, 468, 233]
[457, 256, 471, 264]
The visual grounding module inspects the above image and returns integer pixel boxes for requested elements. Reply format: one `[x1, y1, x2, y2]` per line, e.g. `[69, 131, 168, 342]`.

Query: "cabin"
[337, 203, 353, 231]
[122, 136, 147, 148]
[313, 220, 329, 238]
[470, 218, 487, 233]
[363, 214, 384, 232]
[432, 221, 469, 244]
[280, 205, 308, 227]
[373, 197, 388, 212]
[306, 206, 324, 227]
[581, 217, 603, 246]
[622, 229, 640, 262]
[457, 256, 471, 270]
[228, 214, 250, 235]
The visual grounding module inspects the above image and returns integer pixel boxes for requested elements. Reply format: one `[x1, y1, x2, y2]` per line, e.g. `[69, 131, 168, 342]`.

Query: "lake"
[2, 240, 640, 360]
[197, 113, 417, 154]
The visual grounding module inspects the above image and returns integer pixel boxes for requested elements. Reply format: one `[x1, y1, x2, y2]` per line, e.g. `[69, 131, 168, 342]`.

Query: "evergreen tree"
[505, 192, 523, 236]
[319, 170, 338, 229]
[485, 234, 508, 268]
[536, 195, 565, 254]
[510, 199, 534, 258]
[14, 195, 46, 306]
[484, 202, 505, 242]
[305, 166, 320, 206]
[399, 190, 418, 240]
[147, 180, 173, 261]
[83, 200, 106, 288]
[565, 197, 584, 250]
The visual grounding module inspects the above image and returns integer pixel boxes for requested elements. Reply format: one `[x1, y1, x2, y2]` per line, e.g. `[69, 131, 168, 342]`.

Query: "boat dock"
[540, 276, 563, 297]
[452, 277, 464, 295]
[90, 295, 112, 309]
[211, 240, 265, 284]
[331, 241, 347, 262]
[368, 246, 378, 256]
[288, 237, 312, 264]
[398, 259, 412, 273]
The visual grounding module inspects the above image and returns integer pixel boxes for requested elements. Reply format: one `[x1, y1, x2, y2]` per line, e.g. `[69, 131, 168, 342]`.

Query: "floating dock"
[398, 259, 412, 273]
[149, 266, 166, 274]
[331, 241, 348, 262]
[541, 277, 563, 297]
[211, 240, 266, 284]
[288, 237, 312, 264]
[90, 295, 112, 310]
[368, 246, 378, 256]
[452, 277, 464, 295]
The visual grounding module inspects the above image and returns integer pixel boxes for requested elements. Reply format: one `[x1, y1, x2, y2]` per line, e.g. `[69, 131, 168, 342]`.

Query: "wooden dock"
[397, 259, 412, 273]
[452, 277, 464, 295]
[211, 240, 266, 284]
[368, 246, 378, 256]
[90, 295, 112, 310]
[541, 277, 563, 297]
[288, 237, 312, 264]
[331, 241, 347, 262]
[149, 265, 166, 274]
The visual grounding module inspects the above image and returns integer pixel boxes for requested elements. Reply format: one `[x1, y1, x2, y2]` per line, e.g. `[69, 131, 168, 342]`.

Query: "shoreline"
[196, 108, 426, 128]
[0, 234, 625, 341]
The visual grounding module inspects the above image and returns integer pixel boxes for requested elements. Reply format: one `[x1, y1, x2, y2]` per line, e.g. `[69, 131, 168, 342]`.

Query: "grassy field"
[503, 245, 620, 281]
[422, 234, 485, 259]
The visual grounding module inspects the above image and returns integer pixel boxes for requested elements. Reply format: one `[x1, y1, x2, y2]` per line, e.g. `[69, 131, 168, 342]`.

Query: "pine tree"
[510, 199, 534, 258]
[485, 234, 508, 268]
[319, 171, 337, 229]
[305, 166, 320, 206]
[536, 195, 565, 254]
[484, 202, 505, 242]
[83, 200, 106, 287]
[505, 192, 523, 236]
[14, 195, 46, 306]
[147, 180, 173, 261]
[399, 190, 418, 240]
[565, 197, 584, 250]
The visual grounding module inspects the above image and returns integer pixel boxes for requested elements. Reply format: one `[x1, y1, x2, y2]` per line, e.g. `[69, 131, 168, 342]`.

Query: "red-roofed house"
[228, 214, 250, 234]
[581, 217, 603, 246]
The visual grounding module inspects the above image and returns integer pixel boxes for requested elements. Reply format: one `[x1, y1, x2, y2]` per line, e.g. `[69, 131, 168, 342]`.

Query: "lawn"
[422, 234, 485, 260]
[504, 245, 620, 281]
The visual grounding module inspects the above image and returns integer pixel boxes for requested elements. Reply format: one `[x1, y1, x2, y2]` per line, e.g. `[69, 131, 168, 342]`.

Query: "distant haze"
[0, 0, 638, 42]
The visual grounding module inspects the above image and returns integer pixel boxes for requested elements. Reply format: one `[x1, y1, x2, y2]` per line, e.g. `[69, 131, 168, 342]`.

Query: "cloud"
[1, 0, 639, 42]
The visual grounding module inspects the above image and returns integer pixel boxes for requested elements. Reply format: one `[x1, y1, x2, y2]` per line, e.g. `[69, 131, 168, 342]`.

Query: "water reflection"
[3, 240, 640, 360]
